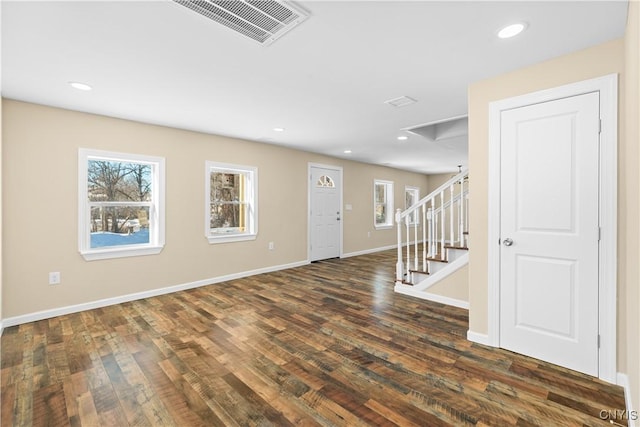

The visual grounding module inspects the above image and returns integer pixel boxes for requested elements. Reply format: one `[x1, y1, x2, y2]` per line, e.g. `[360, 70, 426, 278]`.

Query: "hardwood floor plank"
[1, 249, 627, 426]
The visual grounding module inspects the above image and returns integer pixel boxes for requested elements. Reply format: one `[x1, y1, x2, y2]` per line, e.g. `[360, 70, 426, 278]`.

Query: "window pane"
[317, 175, 335, 188]
[375, 184, 386, 203]
[88, 160, 152, 202]
[375, 203, 386, 224]
[210, 202, 248, 232]
[90, 206, 150, 248]
[211, 172, 245, 202]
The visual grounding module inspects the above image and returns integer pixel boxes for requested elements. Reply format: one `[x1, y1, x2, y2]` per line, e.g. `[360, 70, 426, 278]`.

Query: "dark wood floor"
[1, 250, 627, 426]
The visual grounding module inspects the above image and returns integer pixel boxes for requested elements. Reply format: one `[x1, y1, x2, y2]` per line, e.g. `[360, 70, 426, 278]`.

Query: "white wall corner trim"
[487, 73, 618, 383]
[467, 330, 492, 346]
[2, 260, 309, 328]
[616, 373, 638, 427]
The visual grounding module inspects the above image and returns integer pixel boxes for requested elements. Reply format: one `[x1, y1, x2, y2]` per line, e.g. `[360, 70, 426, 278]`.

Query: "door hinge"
[598, 119, 602, 134]
[598, 227, 602, 242]
[598, 334, 601, 348]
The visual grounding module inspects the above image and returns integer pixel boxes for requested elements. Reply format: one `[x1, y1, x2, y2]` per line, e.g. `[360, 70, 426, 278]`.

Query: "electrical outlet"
[49, 272, 61, 285]
[268, 242, 275, 250]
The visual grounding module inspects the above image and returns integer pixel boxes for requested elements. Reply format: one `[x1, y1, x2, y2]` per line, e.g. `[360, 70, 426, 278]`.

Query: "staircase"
[394, 169, 469, 302]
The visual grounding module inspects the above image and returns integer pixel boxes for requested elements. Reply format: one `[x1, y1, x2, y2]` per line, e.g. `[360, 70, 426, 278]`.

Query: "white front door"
[499, 92, 600, 376]
[309, 165, 342, 261]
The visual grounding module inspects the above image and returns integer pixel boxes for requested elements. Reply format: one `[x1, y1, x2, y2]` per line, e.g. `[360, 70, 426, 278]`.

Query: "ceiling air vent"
[173, 0, 309, 45]
[384, 96, 417, 108]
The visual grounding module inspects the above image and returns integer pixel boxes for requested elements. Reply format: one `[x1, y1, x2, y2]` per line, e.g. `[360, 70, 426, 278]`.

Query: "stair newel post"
[440, 190, 446, 260]
[395, 209, 403, 282]
[422, 203, 427, 272]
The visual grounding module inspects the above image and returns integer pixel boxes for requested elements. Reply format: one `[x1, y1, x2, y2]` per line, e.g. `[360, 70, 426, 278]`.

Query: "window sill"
[80, 245, 164, 261]
[374, 224, 393, 230]
[207, 233, 257, 244]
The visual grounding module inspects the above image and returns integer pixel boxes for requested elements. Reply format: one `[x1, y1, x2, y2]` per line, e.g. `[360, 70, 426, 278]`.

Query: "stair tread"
[426, 257, 448, 263]
[409, 269, 429, 274]
[444, 245, 469, 250]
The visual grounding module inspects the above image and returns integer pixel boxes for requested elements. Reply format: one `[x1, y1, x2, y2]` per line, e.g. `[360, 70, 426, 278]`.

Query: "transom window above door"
[317, 175, 335, 188]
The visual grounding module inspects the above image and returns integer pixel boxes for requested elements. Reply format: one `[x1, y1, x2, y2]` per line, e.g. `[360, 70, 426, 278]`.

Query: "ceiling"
[1, 0, 629, 174]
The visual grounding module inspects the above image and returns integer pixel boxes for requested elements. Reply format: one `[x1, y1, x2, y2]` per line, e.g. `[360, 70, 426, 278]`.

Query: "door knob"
[503, 238, 514, 246]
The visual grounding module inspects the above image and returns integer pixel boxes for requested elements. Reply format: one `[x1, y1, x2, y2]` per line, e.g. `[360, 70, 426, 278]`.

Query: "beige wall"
[625, 0, 640, 413]
[468, 36, 638, 409]
[1, 100, 429, 319]
[426, 264, 468, 303]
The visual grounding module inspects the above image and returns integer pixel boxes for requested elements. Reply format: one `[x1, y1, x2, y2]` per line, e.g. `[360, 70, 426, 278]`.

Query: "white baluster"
[422, 203, 427, 272]
[449, 183, 454, 247]
[440, 190, 445, 260]
[459, 175, 464, 247]
[413, 211, 418, 271]
[395, 208, 403, 282]
[427, 207, 433, 258]
[405, 215, 410, 279]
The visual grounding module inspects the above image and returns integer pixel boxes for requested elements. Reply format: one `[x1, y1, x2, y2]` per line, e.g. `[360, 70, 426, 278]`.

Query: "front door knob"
[503, 238, 514, 246]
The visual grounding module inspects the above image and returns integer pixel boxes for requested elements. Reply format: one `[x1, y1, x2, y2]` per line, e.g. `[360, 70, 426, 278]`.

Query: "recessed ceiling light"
[497, 23, 526, 39]
[273, 127, 285, 132]
[397, 135, 408, 141]
[69, 81, 92, 91]
[344, 150, 352, 154]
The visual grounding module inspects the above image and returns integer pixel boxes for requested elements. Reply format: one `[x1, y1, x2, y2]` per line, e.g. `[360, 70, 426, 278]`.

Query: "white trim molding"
[616, 373, 638, 427]
[342, 244, 397, 258]
[78, 148, 166, 261]
[395, 285, 469, 310]
[467, 330, 492, 347]
[487, 74, 618, 383]
[2, 260, 309, 328]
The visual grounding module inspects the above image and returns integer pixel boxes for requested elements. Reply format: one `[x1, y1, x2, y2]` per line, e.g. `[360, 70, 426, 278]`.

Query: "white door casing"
[485, 74, 617, 384]
[309, 164, 343, 261]
[499, 92, 600, 376]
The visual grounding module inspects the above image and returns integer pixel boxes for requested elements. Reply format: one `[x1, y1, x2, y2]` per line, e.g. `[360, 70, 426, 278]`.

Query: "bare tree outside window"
[87, 160, 152, 244]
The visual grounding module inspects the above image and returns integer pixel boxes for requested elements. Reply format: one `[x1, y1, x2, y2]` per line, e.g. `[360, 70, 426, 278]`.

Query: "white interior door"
[309, 165, 342, 261]
[499, 91, 600, 376]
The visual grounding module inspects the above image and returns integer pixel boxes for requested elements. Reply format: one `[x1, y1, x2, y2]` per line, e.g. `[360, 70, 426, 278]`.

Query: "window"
[405, 186, 420, 225]
[205, 161, 257, 243]
[78, 149, 165, 261]
[316, 175, 335, 188]
[374, 180, 394, 229]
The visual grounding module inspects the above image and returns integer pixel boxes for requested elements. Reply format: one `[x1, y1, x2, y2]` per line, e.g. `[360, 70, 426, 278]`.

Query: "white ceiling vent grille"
[384, 96, 417, 108]
[173, 0, 309, 45]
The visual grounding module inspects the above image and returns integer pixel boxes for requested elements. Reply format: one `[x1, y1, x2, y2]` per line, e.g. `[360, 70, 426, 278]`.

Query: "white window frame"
[405, 186, 420, 226]
[373, 179, 394, 229]
[78, 148, 165, 261]
[205, 161, 258, 244]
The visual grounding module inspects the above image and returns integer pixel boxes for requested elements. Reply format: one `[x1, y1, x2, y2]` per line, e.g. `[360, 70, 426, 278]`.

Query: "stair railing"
[395, 169, 469, 284]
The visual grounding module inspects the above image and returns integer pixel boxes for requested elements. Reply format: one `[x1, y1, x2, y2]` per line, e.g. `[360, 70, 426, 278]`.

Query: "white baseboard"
[394, 284, 469, 309]
[0, 320, 4, 337]
[617, 373, 638, 427]
[467, 330, 492, 347]
[342, 244, 396, 258]
[2, 260, 309, 328]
